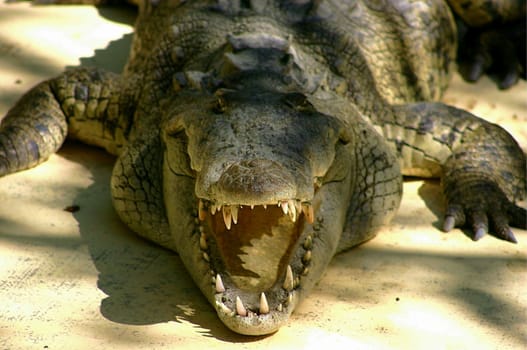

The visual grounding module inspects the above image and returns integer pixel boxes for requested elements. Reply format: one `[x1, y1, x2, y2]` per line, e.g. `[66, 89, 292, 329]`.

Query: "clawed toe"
[443, 202, 523, 243]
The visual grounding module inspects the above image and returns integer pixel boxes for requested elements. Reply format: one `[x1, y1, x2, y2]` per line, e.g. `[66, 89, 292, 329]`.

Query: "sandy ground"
[0, 3, 526, 349]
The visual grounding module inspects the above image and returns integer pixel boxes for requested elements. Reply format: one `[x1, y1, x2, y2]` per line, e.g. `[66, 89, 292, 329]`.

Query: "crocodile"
[1, 0, 526, 336]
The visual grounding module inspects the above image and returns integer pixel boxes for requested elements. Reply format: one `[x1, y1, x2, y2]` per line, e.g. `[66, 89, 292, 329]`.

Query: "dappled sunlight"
[0, 1, 526, 349]
[386, 300, 485, 348]
[0, 157, 95, 251]
[0, 2, 134, 118]
[389, 302, 466, 336]
[298, 327, 392, 350]
[301, 242, 527, 347]
[0, 150, 95, 239]
[0, 3, 133, 64]
[444, 75, 527, 118]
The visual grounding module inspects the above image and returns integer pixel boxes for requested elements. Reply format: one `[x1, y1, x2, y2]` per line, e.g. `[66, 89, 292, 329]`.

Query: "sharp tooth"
[279, 201, 288, 215]
[263, 204, 267, 209]
[210, 203, 216, 215]
[287, 292, 293, 304]
[215, 274, 225, 293]
[283, 265, 294, 291]
[295, 200, 302, 214]
[222, 206, 232, 230]
[288, 200, 297, 222]
[302, 250, 312, 264]
[216, 301, 233, 315]
[199, 233, 208, 250]
[303, 235, 313, 250]
[231, 205, 239, 225]
[260, 292, 270, 314]
[277, 303, 283, 312]
[235, 296, 247, 316]
[302, 203, 314, 224]
[198, 200, 207, 221]
[251, 204, 254, 209]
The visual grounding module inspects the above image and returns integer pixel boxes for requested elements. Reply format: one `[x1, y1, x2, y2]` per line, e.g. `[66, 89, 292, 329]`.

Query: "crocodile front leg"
[0, 79, 67, 176]
[386, 102, 526, 242]
[440, 111, 526, 241]
[0, 65, 174, 246]
[0, 67, 135, 178]
[447, 0, 526, 89]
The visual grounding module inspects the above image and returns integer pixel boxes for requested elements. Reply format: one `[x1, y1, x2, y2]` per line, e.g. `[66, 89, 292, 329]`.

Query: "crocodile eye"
[338, 128, 351, 145]
[282, 92, 314, 112]
[165, 115, 185, 136]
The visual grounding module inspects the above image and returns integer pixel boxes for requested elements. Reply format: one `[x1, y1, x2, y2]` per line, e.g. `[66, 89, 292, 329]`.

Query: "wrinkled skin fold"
[1, 0, 525, 336]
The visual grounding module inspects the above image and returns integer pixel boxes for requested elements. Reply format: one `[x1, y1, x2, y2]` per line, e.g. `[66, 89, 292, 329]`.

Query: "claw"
[502, 229, 518, 244]
[473, 227, 486, 241]
[470, 210, 488, 241]
[467, 56, 485, 82]
[444, 204, 465, 231]
[443, 216, 456, 232]
[499, 228, 518, 243]
[498, 70, 518, 90]
[494, 223, 518, 244]
[490, 212, 519, 244]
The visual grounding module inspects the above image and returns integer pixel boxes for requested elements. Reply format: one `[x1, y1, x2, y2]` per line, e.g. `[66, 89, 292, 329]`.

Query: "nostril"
[240, 159, 276, 169]
[216, 159, 296, 202]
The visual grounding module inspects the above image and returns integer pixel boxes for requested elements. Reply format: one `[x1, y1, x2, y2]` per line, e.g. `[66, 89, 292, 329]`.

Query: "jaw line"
[193, 197, 319, 335]
[214, 294, 296, 336]
[163, 154, 349, 335]
[163, 166, 345, 335]
[198, 176, 352, 335]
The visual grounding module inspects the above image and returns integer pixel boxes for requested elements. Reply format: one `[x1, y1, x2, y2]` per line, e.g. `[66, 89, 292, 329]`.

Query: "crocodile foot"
[443, 179, 526, 243]
[457, 19, 526, 89]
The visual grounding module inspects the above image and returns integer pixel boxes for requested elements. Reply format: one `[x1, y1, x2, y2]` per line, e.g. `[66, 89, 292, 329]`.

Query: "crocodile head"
[161, 87, 354, 335]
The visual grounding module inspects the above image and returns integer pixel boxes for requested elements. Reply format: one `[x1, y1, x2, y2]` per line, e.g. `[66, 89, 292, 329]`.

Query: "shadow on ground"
[61, 142, 266, 342]
[2, 3, 525, 346]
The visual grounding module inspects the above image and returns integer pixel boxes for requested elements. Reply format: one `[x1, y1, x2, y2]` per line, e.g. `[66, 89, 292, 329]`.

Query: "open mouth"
[196, 198, 316, 322]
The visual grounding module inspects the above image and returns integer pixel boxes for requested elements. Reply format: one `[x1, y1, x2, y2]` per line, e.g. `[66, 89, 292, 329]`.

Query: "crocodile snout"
[215, 159, 296, 204]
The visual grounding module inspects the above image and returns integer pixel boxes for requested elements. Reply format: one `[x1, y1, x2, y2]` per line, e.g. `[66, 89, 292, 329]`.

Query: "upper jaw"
[198, 198, 314, 229]
[195, 158, 315, 207]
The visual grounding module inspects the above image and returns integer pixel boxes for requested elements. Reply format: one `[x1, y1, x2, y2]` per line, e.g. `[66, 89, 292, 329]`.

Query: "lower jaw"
[190, 184, 349, 334]
[215, 296, 296, 336]
[200, 223, 321, 334]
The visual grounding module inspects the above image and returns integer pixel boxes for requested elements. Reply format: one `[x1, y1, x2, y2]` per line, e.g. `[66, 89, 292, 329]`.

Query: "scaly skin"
[1, 0, 526, 335]
[447, 0, 526, 88]
[447, 0, 525, 26]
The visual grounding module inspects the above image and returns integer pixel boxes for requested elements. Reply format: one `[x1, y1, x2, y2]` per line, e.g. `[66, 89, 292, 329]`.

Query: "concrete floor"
[0, 3, 526, 349]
